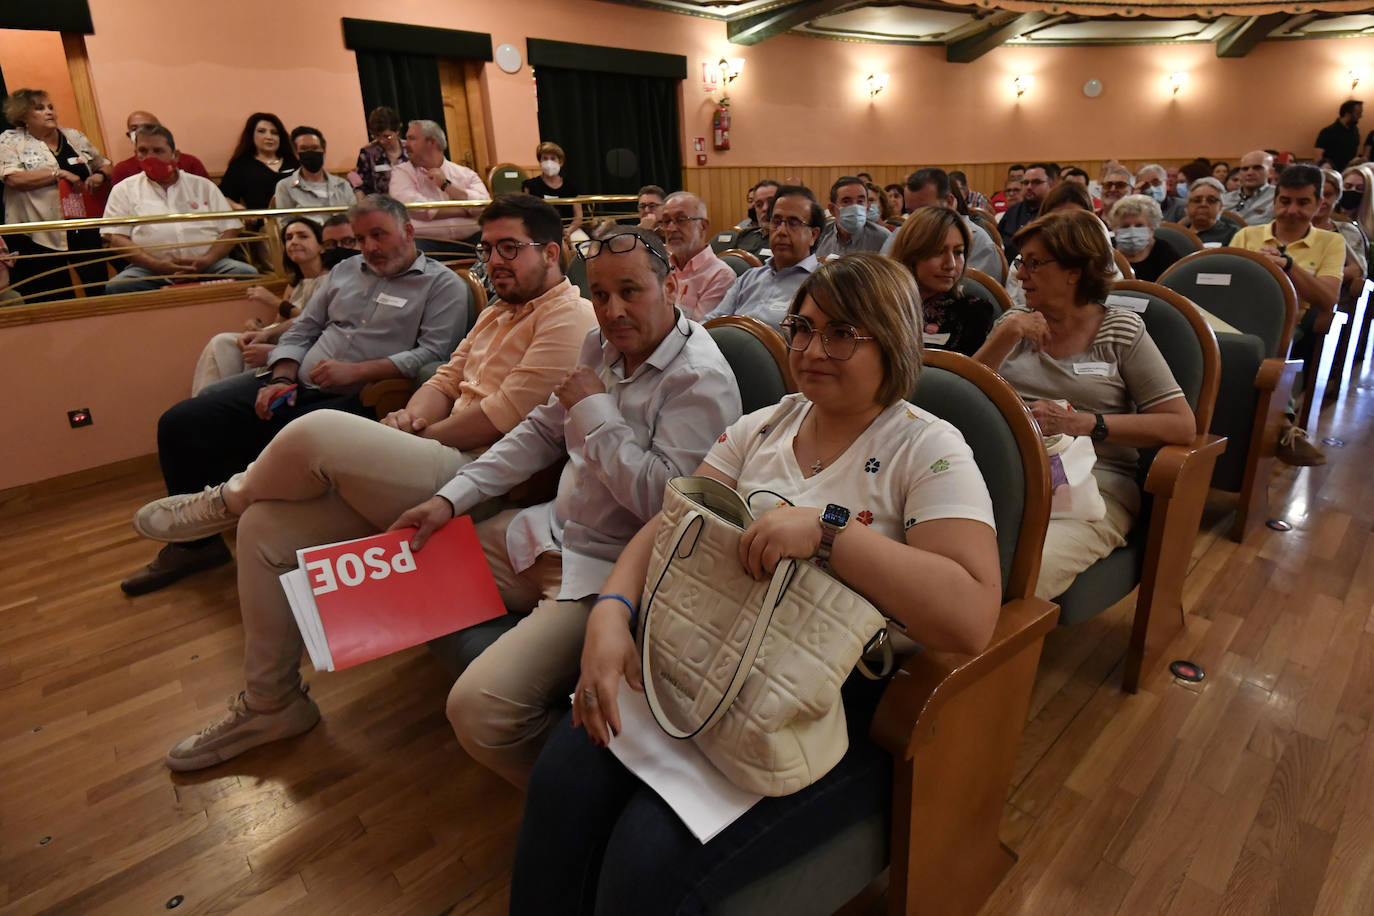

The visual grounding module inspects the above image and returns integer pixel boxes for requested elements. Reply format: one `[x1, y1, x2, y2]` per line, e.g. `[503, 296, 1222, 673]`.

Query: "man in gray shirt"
[882, 168, 1003, 279]
[1223, 150, 1277, 225]
[706, 185, 823, 330]
[815, 175, 890, 259]
[120, 194, 467, 596]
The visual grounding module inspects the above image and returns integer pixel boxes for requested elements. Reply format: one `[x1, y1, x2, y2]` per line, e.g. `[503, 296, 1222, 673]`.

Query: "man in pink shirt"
[389, 119, 490, 256]
[660, 191, 737, 322]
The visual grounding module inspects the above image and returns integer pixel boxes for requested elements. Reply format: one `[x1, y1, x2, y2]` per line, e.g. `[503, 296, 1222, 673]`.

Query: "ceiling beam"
[1215, 13, 1288, 58]
[946, 12, 1051, 63]
[726, 0, 860, 46]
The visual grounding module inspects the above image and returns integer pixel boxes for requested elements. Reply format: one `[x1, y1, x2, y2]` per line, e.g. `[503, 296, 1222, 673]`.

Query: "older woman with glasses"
[1181, 177, 1239, 246]
[975, 210, 1194, 600]
[0, 87, 112, 301]
[511, 253, 1000, 914]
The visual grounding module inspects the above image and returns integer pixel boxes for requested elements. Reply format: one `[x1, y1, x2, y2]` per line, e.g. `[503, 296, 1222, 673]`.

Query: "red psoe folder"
[278, 518, 506, 671]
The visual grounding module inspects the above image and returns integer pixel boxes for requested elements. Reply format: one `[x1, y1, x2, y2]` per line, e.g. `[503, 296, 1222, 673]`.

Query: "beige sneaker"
[165, 689, 320, 772]
[1277, 424, 1327, 467]
[133, 484, 237, 542]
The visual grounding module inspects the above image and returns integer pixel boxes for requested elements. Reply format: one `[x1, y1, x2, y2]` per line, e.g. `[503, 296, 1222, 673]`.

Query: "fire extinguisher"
[713, 101, 731, 151]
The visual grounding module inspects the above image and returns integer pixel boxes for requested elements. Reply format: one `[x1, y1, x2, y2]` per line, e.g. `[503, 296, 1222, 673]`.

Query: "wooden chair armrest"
[1144, 433, 1228, 499]
[870, 596, 1059, 759]
[359, 378, 416, 417]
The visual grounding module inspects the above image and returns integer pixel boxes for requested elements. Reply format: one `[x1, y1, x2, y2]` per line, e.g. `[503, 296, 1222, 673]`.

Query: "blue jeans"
[107, 258, 257, 294]
[510, 673, 891, 916]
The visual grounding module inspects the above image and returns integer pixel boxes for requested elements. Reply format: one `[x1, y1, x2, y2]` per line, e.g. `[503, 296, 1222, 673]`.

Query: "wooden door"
[438, 58, 492, 182]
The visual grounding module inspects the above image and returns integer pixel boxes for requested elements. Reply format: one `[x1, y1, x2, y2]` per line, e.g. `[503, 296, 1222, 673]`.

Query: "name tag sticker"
[760, 248, 773, 258]
[66, 156, 82, 165]
[504, 170, 519, 178]
[1105, 294, 1149, 313]
[1196, 272, 1232, 286]
[375, 293, 407, 308]
[1203, 241, 1223, 248]
[923, 331, 951, 345]
[718, 234, 732, 242]
[1073, 361, 1112, 376]
[374, 163, 391, 172]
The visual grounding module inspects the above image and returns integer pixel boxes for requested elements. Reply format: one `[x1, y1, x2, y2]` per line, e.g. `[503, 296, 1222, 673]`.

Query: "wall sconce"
[1012, 75, 1033, 98]
[866, 73, 890, 98]
[1168, 71, 1188, 95]
[1351, 68, 1365, 90]
[718, 57, 745, 86]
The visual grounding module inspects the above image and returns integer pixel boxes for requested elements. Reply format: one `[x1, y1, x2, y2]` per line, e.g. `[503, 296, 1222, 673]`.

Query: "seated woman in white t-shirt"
[974, 210, 1194, 601]
[190, 217, 329, 395]
[507, 253, 1002, 914]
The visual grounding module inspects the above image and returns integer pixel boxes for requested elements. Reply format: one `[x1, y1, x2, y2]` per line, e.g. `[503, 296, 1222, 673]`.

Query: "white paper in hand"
[606, 679, 762, 843]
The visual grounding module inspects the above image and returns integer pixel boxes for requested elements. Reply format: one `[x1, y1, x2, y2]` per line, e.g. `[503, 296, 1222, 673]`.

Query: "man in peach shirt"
[388, 119, 490, 256]
[659, 191, 737, 321]
[132, 194, 598, 771]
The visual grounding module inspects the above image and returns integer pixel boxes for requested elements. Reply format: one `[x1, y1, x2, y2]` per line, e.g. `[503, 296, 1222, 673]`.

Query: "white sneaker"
[165, 690, 320, 772]
[133, 484, 237, 542]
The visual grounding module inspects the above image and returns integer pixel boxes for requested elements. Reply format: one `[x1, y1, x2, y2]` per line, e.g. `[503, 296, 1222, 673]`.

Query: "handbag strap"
[640, 513, 796, 739]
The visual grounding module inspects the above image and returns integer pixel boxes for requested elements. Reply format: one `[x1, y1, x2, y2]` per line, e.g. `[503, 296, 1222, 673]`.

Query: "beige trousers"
[1035, 471, 1140, 601]
[446, 511, 593, 788]
[234, 410, 475, 708]
[191, 331, 246, 396]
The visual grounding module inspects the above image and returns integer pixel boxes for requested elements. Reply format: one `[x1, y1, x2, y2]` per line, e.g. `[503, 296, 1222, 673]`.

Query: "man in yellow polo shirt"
[1231, 163, 1344, 465]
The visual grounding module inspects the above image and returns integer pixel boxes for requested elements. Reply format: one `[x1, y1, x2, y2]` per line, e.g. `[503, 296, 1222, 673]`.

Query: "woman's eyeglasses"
[573, 233, 670, 271]
[779, 315, 875, 360]
[1012, 254, 1058, 274]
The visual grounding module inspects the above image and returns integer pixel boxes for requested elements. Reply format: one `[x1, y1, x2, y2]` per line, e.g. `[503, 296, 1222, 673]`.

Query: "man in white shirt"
[272, 126, 356, 220]
[102, 125, 255, 294]
[388, 119, 490, 255]
[660, 191, 736, 321]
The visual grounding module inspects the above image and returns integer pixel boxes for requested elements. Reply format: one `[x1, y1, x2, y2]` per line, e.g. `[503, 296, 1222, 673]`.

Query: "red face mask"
[140, 156, 176, 182]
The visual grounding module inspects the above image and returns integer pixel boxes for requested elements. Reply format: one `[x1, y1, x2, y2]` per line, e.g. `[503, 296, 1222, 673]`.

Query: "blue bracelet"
[597, 592, 638, 631]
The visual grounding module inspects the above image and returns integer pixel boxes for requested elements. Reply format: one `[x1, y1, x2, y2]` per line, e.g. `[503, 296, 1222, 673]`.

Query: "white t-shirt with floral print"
[702, 393, 996, 541]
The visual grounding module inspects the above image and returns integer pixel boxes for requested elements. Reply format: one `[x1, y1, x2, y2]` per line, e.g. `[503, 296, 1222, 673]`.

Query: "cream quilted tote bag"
[639, 476, 889, 797]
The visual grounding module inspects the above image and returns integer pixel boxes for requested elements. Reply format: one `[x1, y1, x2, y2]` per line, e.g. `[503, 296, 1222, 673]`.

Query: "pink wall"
[78, 0, 1373, 173]
[0, 30, 80, 133]
[0, 297, 261, 491]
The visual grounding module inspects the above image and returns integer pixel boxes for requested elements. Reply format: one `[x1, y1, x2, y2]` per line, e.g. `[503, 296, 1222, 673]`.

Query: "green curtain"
[353, 50, 446, 130]
[533, 66, 681, 196]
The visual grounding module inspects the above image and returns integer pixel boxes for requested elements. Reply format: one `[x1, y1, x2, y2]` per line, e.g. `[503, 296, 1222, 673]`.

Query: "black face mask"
[1340, 188, 1364, 212]
[321, 246, 360, 269]
[298, 150, 325, 173]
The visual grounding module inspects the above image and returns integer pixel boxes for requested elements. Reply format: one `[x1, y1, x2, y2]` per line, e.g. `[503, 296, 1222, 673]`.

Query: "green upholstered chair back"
[910, 352, 1050, 602]
[719, 248, 762, 277]
[710, 228, 741, 254]
[565, 253, 591, 300]
[1159, 247, 1296, 359]
[1107, 281, 1218, 433]
[959, 267, 1013, 338]
[487, 164, 526, 195]
[1156, 222, 1202, 256]
[705, 317, 794, 414]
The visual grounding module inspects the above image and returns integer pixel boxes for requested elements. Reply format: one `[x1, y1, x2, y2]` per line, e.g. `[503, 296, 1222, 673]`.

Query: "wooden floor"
[3, 372, 1374, 915]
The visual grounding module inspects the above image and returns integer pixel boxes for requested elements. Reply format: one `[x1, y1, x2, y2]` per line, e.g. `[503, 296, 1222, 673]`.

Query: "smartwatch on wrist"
[817, 504, 850, 563]
[1090, 412, 1109, 442]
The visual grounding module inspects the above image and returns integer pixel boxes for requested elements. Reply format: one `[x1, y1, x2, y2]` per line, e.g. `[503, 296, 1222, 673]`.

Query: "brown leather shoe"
[1277, 424, 1327, 467]
[120, 541, 233, 596]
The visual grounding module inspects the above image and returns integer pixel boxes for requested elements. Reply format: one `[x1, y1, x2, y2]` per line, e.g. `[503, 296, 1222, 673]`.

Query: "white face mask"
[540, 159, 561, 178]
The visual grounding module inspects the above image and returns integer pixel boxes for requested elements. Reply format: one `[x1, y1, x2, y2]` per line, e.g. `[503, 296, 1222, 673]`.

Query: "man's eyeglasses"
[323, 237, 359, 250]
[574, 232, 670, 271]
[657, 215, 706, 229]
[1102, 181, 1130, 191]
[779, 315, 875, 360]
[768, 216, 813, 231]
[475, 239, 545, 263]
[1012, 254, 1058, 274]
